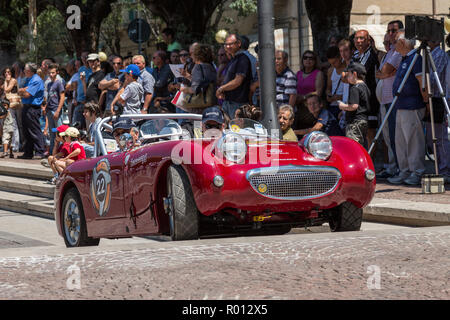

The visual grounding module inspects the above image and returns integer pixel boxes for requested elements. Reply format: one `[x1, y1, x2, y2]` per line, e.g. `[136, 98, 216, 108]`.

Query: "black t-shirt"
[352, 47, 379, 116]
[223, 51, 252, 103]
[346, 82, 370, 124]
[86, 70, 105, 103]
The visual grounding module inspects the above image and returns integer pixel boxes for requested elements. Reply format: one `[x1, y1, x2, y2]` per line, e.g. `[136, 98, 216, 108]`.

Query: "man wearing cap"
[112, 118, 136, 151]
[202, 106, 225, 136]
[111, 64, 144, 115]
[82, 53, 105, 108]
[338, 62, 370, 146]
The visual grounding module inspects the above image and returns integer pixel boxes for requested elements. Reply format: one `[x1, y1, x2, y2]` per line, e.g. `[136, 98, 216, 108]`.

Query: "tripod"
[369, 41, 450, 177]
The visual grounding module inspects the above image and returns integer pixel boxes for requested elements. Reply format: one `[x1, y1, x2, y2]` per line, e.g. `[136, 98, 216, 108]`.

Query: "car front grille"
[246, 165, 341, 200]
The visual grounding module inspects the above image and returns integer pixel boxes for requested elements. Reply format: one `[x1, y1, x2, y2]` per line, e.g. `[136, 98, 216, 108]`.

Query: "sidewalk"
[0, 154, 449, 227]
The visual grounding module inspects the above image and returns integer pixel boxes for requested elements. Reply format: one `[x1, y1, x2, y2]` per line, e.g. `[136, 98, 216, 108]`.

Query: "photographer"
[110, 64, 144, 115]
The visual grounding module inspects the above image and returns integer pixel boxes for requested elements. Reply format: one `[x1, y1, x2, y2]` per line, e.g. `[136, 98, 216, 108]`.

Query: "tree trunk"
[142, 0, 223, 42]
[51, 0, 112, 58]
[304, 0, 353, 59]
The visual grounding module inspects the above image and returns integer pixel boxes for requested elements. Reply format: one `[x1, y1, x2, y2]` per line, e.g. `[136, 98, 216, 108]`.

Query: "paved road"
[0, 210, 448, 300]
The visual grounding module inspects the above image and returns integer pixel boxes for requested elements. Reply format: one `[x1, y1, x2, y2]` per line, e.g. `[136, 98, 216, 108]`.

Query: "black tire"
[62, 188, 100, 247]
[329, 202, 363, 232]
[166, 165, 199, 241]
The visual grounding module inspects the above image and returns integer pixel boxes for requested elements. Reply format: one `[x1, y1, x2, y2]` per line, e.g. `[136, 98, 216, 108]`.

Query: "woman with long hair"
[2, 66, 22, 152]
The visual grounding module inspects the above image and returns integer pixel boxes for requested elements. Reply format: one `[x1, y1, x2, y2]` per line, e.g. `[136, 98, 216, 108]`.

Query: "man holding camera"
[387, 31, 428, 185]
[99, 55, 125, 117]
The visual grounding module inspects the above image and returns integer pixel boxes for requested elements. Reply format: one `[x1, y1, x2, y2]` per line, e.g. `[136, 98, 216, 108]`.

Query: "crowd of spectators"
[0, 24, 449, 185]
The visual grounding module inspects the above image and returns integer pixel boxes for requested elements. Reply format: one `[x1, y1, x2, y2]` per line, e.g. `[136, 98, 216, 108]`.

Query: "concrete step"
[364, 198, 450, 227]
[0, 161, 53, 180]
[0, 175, 54, 198]
[0, 190, 54, 219]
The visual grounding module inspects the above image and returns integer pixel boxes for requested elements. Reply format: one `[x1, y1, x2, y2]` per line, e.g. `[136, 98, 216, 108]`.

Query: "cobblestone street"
[0, 225, 449, 300]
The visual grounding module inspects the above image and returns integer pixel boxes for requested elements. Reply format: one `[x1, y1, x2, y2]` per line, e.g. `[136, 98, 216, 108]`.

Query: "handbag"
[182, 64, 216, 109]
[5, 92, 22, 109]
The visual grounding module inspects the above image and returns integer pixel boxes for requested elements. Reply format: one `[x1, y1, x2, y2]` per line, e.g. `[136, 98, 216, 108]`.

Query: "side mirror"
[119, 133, 133, 151]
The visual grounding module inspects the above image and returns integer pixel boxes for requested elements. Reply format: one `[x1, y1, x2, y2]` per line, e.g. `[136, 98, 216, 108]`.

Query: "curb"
[364, 198, 450, 227]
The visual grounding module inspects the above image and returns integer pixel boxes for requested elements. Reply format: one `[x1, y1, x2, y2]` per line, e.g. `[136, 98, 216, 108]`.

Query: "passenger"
[54, 127, 86, 174]
[294, 93, 343, 137]
[278, 104, 298, 142]
[202, 106, 225, 137]
[112, 118, 136, 151]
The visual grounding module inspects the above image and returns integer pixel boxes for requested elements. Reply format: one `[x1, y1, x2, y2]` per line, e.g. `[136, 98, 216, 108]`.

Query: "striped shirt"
[276, 67, 297, 107]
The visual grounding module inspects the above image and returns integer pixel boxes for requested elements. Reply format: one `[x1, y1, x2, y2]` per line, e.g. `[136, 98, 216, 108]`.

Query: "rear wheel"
[328, 202, 363, 232]
[165, 165, 199, 241]
[62, 188, 100, 247]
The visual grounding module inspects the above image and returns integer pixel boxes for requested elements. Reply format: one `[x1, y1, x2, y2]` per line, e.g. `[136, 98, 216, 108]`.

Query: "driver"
[202, 106, 225, 137]
[112, 118, 137, 151]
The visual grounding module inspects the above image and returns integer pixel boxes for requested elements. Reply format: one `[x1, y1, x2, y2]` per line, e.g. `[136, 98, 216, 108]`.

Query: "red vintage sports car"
[55, 114, 376, 247]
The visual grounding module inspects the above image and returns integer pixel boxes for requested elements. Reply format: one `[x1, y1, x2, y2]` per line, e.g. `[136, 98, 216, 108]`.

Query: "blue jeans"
[46, 110, 62, 153]
[222, 100, 243, 120]
[72, 103, 86, 129]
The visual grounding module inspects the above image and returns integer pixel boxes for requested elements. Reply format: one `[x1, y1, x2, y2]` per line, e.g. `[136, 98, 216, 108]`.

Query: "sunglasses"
[303, 56, 314, 60]
[112, 62, 121, 65]
[224, 41, 237, 46]
[387, 29, 398, 34]
[205, 123, 221, 130]
[180, 53, 189, 57]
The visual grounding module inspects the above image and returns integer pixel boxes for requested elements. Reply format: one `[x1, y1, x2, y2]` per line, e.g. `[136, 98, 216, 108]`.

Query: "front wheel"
[62, 188, 100, 247]
[328, 202, 363, 232]
[165, 165, 199, 241]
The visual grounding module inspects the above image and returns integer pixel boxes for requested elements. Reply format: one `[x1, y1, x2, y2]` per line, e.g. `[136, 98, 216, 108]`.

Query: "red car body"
[55, 124, 376, 243]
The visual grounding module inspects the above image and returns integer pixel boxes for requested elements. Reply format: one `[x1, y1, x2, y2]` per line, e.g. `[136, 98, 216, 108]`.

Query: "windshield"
[139, 119, 183, 141]
[227, 118, 268, 138]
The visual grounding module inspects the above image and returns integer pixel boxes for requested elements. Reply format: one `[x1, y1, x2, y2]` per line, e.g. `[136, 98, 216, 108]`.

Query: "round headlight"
[304, 131, 333, 160]
[216, 133, 247, 163]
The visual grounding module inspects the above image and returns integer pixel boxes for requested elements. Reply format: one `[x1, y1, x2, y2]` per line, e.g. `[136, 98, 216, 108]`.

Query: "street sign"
[127, 18, 151, 44]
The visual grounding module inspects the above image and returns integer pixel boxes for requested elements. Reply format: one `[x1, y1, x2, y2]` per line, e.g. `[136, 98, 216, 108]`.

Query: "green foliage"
[0, 0, 28, 45]
[229, 0, 257, 17]
[16, 5, 72, 63]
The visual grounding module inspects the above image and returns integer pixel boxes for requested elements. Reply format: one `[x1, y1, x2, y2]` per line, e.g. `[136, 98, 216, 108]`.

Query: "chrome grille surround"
[246, 165, 341, 200]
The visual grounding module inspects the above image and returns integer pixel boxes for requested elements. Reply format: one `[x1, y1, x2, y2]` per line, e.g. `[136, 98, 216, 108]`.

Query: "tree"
[16, 5, 73, 63]
[0, 0, 47, 66]
[49, 0, 113, 57]
[141, 0, 224, 42]
[305, 0, 353, 59]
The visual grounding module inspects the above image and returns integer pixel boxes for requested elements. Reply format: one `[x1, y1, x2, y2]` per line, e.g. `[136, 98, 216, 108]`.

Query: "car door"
[123, 146, 159, 235]
[90, 152, 127, 220]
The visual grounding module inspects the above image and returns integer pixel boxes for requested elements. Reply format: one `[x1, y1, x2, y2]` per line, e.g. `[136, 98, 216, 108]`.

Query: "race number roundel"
[90, 159, 112, 217]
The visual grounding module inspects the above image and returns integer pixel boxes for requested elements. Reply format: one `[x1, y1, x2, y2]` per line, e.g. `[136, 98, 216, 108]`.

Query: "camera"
[113, 102, 124, 116]
[405, 15, 444, 43]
